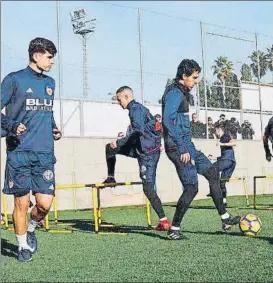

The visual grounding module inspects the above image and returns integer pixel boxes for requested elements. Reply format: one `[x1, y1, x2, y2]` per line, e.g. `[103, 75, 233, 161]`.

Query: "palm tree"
[249, 50, 268, 82]
[265, 45, 273, 83]
[211, 56, 233, 105]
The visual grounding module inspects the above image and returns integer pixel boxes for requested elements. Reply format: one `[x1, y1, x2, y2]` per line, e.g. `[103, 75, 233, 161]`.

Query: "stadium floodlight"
[70, 8, 96, 98]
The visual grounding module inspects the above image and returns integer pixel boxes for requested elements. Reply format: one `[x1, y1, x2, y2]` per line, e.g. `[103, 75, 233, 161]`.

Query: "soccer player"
[1, 38, 61, 262]
[212, 124, 237, 207]
[263, 117, 273, 162]
[162, 59, 240, 240]
[103, 86, 172, 231]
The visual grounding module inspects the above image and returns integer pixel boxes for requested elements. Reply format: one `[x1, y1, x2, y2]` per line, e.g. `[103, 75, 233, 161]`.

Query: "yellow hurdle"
[2, 193, 9, 229]
[220, 177, 249, 207]
[92, 187, 99, 233]
[146, 198, 152, 226]
[53, 196, 58, 224]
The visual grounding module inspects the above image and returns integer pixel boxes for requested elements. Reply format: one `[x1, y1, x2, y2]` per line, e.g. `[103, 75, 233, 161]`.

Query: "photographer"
[190, 113, 206, 139]
[207, 117, 216, 139]
[214, 114, 228, 129]
[241, 120, 255, 140]
[226, 117, 242, 139]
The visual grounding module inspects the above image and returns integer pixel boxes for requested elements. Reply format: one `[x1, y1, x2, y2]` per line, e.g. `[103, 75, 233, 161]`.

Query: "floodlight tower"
[70, 8, 96, 98]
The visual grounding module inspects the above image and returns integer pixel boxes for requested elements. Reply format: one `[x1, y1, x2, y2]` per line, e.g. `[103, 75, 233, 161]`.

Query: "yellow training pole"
[53, 196, 58, 224]
[146, 198, 151, 226]
[92, 187, 99, 233]
[97, 188, 102, 225]
[242, 178, 249, 207]
[45, 214, 49, 230]
[72, 172, 77, 212]
[2, 193, 9, 228]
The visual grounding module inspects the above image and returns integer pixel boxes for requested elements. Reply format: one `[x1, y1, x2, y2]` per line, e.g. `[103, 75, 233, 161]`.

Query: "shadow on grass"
[163, 204, 238, 210]
[1, 238, 17, 259]
[183, 230, 273, 244]
[47, 219, 170, 239]
[46, 219, 273, 244]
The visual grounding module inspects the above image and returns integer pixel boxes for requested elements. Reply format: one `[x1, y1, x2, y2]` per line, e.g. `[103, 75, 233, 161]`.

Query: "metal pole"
[200, 22, 208, 139]
[196, 83, 200, 117]
[79, 99, 84, 136]
[138, 8, 144, 104]
[255, 33, 263, 139]
[56, 0, 64, 134]
[83, 35, 88, 98]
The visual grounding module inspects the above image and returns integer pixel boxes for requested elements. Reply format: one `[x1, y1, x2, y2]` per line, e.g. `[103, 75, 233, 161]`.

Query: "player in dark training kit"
[162, 59, 240, 240]
[103, 86, 172, 231]
[1, 38, 61, 262]
[263, 117, 273, 162]
[213, 125, 237, 207]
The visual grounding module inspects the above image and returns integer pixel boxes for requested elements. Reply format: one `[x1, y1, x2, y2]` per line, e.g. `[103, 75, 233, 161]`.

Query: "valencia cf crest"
[46, 86, 53, 96]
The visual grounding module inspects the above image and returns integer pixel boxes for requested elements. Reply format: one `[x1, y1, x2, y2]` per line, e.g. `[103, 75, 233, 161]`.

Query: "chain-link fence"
[1, 1, 273, 139]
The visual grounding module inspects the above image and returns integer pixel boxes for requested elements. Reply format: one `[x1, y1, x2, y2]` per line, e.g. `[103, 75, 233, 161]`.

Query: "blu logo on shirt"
[25, 98, 53, 111]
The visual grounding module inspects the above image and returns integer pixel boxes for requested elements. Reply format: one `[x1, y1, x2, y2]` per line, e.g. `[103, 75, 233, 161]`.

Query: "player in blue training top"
[1, 38, 62, 262]
[210, 124, 237, 207]
[263, 117, 273, 162]
[162, 59, 240, 240]
[103, 86, 172, 231]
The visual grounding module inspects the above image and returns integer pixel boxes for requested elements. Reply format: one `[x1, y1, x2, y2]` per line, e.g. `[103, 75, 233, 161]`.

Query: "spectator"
[226, 117, 242, 139]
[214, 114, 228, 129]
[155, 114, 162, 124]
[207, 117, 216, 139]
[241, 120, 255, 140]
[190, 113, 206, 139]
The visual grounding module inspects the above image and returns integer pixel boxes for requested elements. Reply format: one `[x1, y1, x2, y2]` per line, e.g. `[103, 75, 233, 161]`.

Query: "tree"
[211, 56, 234, 106]
[249, 50, 268, 81]
[265, 45, 273, 83]
[240, 63, 252, 82]
[225, 73, 240, 109]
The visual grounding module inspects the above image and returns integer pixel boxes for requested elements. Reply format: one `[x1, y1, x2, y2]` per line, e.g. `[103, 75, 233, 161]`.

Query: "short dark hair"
[28, 38, 57, 63]
[155, 114, 161, 119]
[220, 114, 225, 118]
[116, 86, 133, 94]
[176, 59, 201, 79]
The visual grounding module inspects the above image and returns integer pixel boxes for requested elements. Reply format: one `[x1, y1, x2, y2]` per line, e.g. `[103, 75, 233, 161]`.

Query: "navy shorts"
[166, 149, 198, 186]
[3, 151, 56, 197]
[137, 151, 160, 184]
[214, 158, 236, 181]
[109, 141, 160, 184]
[195, 150, 213, 175]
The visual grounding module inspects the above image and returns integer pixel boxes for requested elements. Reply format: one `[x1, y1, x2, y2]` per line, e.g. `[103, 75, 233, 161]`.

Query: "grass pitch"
[1, 195, 272, 282]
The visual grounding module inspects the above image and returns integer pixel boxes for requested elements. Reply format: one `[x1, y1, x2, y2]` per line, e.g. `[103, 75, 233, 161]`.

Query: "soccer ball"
[239, 214, 262, 236]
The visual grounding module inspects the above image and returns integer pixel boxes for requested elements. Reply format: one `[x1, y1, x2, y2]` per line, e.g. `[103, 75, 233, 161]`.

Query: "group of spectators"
[190, 113, 255, 140]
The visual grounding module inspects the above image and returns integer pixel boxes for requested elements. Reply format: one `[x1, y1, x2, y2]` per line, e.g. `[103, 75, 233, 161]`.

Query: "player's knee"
[183, 183, 198, 197]
[203, 165, 219, 182]
[36, 204, 51, 215]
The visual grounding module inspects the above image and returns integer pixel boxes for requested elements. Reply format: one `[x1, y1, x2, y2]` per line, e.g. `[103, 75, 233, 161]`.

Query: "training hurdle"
[253, 175, 273, 209]
[1, 181, 153, 235]
[45, 181, 153, 235]
[220, 177, 249, 207]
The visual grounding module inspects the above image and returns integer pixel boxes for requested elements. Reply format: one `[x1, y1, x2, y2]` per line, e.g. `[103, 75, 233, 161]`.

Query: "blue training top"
[161, 81, 196, 159]
[220, 134, 235, 161]
[1, 66, 57, 152]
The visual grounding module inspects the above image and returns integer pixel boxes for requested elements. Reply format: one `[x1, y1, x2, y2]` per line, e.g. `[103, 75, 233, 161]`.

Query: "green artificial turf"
[1, 196, 273, 282]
